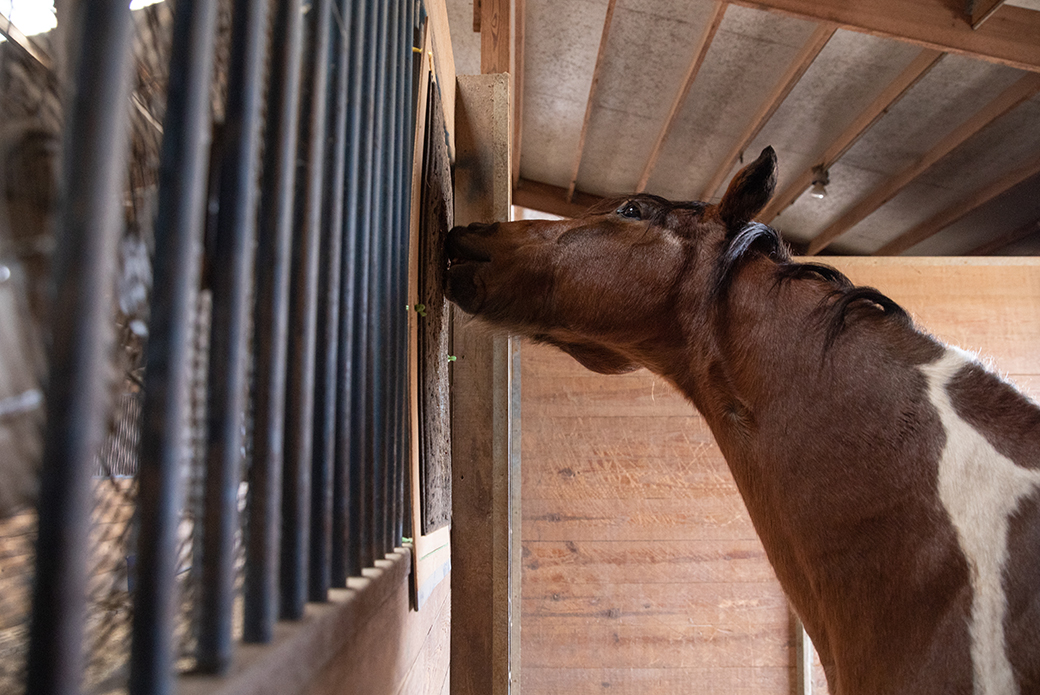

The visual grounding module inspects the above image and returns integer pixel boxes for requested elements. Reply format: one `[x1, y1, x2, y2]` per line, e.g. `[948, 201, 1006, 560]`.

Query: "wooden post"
[451, 73, 519, 695]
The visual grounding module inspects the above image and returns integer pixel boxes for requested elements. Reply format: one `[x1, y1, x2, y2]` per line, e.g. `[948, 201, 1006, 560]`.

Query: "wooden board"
[451, 73, 516, 695]
[520, 258, 1040, 695]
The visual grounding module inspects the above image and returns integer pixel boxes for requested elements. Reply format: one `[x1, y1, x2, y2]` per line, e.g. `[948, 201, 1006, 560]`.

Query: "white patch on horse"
[922, 348, 1040, 695]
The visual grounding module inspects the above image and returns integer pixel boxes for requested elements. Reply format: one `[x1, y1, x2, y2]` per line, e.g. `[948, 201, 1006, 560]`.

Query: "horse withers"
[445, 147, 1040, 695]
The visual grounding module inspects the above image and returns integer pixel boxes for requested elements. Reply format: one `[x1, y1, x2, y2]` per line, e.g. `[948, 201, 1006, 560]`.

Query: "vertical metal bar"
[334, 0, 369, 584]
[379, 0, 401, 558]
[25, 3, 134, 693]
[130, 0, 218, 690]
[282, 0, 332, 619]
[390, 0, 407, 552]
[197, 0, 270, 674]
[368, 0, 391, 562]
[353, 0, 380, 571]
[310, 0, 352, 601]
[244, 0, 304, 644]
[395, 0, 417, 548]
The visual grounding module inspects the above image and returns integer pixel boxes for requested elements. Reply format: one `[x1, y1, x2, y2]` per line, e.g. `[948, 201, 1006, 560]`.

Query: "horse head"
[445, 147, 778, 375]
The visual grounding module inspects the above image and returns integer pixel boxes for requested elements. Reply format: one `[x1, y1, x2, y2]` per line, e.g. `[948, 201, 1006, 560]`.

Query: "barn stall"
[0, 0, 1038, 694]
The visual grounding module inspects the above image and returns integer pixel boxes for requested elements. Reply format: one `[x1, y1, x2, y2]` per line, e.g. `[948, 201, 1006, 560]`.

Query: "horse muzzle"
[444, 223, 496, 314]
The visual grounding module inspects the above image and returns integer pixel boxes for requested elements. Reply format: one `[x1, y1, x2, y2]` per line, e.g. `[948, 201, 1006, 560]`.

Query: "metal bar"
[130, 0, 218, 690]
[387, 0, 404, 555]
[282, 0, 333, 619]
[243, 0, 304, 644]
[337, 0, 374, 582]
[333, 0, 369, 585]
[196, 0, 270, 674]
[369, 0, 392, 562]
[24, 3, 134, 693]
[310, 0, 352, 601]
[398, 0, 418, 546]
[353, 0, 380, 571]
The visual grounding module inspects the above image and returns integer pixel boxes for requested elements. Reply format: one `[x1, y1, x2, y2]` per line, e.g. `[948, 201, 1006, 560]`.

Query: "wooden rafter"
[967, 0, 1006, 29]
[728, 0, 1040, 72]
[967, 217, 1040, 256]
[480, 0, 511, 75]
[566, 0, 618, 201]
[762, 48, 944, 222]
[806, 71, 1040, 255]
[514, 177, 604, 218]
[0, 11, 52, 71]
[700, 23, 836, 201]
[512, 0, 525, 187]
[636, 0, 726, 193]
[874, 155, 1040, 255]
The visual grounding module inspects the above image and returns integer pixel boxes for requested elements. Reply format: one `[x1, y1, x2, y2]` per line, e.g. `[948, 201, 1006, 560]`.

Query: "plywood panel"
[520, 258, 1040, 695]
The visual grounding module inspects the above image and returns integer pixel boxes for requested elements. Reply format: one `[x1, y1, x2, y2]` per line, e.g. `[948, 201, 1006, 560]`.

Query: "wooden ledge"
[180, 548, 413, 695]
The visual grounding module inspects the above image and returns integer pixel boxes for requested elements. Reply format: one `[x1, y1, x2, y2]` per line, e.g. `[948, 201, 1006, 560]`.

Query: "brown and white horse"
[445, 148, 1040, 695]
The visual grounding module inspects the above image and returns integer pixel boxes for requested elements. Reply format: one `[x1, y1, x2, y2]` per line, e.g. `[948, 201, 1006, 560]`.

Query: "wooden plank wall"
[519, 258, 1040, 695]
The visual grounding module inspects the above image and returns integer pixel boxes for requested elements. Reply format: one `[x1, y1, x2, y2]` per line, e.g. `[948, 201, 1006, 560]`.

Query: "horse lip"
[446, 229, 492, 265]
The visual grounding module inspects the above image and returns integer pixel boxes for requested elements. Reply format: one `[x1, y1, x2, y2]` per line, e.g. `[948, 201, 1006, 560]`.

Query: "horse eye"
[618, 202, 641, 220]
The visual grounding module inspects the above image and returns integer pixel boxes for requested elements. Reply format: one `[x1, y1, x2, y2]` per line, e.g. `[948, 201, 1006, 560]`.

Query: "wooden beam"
[426, 0, 457, 158]
[728, 0, 1040, 72]
[512, 0, 525, 187]
[0, 11, 52, 71]
[806, 71, 1040, 255]
[967, 0, 1005, 29]
[874, 154, 1040, 255]
[481, 0, 512, 75]
[967, 217, 1040, 256]
[567, 0, 619, 201]
[452, 74, 517, 695]
[514, 177, 605, 217]
[636, 0, 726, 193]
[762, 48, 944, 222]
[700, 23, 835, 201]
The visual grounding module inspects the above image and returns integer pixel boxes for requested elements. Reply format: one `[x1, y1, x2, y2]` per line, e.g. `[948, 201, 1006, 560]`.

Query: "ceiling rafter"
[515, 177, 604, 218]
[700, 22, 836, 202]
[806, 70, 1040, 255]
[967, 0, 1006, 29]
[0, 12, 52, 71]
[874, 154, 1040, 255]
[967, 216, 1040, 256]
[513, 0, 525, 187]
[566, 0, 619, 202]
[635, 0, 727, 193]
[762, 47, 944, 223]
[480, 0, 511, 75]
[728, 0, 1040, 72]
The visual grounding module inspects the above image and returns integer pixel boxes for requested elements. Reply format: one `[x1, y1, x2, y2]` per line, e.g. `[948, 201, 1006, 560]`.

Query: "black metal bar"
[368, 0, 392, 563]
[244, 0, 304, 644]
[354, 0, 380, 571]
[385, 0, 405, 554]
[310, 0, 352, 602]
[282, 0, 332, 619]
[130, 0, 219, 690]
[334, 0, 370, 584]
[24, 3, 134, 693]
[395, 0, 417, 548]
[197, 0, 271, 674]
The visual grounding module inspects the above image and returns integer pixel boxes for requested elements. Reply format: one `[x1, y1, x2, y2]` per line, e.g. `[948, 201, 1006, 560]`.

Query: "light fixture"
[810, 165, 829, 199]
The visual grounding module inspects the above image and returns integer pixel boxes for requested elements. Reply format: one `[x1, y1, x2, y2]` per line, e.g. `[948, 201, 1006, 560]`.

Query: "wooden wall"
[519, 258, 1040, 695]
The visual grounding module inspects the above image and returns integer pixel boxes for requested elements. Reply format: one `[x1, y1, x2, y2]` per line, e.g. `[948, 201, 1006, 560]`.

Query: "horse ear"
[542, 337, 640, 375]
[718, 146, 777, 230]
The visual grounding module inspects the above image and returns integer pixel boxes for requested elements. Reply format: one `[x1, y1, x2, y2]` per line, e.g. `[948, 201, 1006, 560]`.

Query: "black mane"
[713, 222, 912, 348]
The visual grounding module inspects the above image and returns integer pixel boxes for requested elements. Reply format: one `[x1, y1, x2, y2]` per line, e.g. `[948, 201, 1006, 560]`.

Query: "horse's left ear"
[718, 146, 777, 231]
